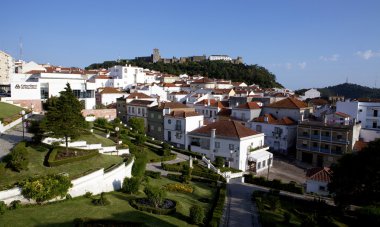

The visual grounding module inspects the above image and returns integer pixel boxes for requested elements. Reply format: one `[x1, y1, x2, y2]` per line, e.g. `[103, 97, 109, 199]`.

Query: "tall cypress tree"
[43, 83, 86, 153]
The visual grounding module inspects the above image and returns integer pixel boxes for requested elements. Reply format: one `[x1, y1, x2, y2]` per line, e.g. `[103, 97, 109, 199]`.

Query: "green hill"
[316, 83, 380, 99]
[86, 60, 283, 89]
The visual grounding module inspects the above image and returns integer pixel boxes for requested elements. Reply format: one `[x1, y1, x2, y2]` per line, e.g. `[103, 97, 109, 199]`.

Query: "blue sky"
[1, 0, 379, 89]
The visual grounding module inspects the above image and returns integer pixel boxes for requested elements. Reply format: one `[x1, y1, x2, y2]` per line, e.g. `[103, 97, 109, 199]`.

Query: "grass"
[0, 102, 23, 120]
[0, 177, 217, 226]
[75, 132, 116, 147]
[0, 143, 123, 189]
[254, 191, 350, 227]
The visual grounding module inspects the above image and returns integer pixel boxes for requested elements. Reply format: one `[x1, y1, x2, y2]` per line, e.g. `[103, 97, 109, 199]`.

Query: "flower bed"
[129, 198, 177, 215]
[47, 147, 99, 167]
[164, 183, 194, 194]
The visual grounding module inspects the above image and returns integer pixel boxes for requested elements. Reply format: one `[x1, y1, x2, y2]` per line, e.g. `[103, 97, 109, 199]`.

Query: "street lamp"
[20, 110, 26, 140]
[115, 126, 120, 156]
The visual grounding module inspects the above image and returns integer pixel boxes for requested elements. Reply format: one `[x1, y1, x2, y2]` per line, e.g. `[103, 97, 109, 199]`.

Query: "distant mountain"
[317, 83, 380, 99]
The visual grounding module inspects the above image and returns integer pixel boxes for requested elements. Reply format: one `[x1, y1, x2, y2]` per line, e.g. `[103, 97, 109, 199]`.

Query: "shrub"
[84, 192, 93, 198]
[145, 170, 161, 179]
[215, 156, 225, 168]
[356, 205, 380, 226]
[190, 205, 205, 225]
[0, 201, 6, 215]
[6, 142, 29, 172]
[132, 150, 148, 177]
[144, 185, 166, 208]
[19, 174, 72, 203]
[192, 170, 220, 181]
[66, 194, 72, 200]
[244, 174, 303, 194]
[167, 174, 182, 182]
[128, 117, 145, 134]
[181, 164, 192, 184]
[47, 148, 99, 167]
[92, 192, 110, 206]
[161, 163, 183, 172]
[94, 118, 108, 127]
[122, 177, 141, 194]
[149, 154, 176, 163]
[129, 198, 177, 215]
[9, 200, 22, 210]
[208, 184, 226, 227]
[267, 195, 280, 211]
[135, 134, 147, 145]
[164, 183, 193, 193]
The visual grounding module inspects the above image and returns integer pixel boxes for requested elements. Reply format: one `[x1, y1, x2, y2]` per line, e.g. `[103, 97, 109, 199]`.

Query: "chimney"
[211, 129, 216, 138]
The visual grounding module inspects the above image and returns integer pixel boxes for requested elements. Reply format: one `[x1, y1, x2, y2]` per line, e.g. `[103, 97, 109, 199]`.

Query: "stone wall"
[82, 109, 117, 121]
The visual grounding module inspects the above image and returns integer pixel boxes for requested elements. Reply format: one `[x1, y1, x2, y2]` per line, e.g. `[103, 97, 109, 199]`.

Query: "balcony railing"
[332, 138, 350, 145]
[320, 136, 331, 142]
[310, 146, 320, 152]
[297, 145, 309, 151]
[298, 134, 310, 139]
[319, 148, 330, 154]
[310, 135, 320, 140]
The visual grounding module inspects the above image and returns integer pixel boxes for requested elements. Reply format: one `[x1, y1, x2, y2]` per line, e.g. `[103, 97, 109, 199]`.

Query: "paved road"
[222, 178, 261, 227]
[0, 123, 32, 160]
[145, 150, 189, 176]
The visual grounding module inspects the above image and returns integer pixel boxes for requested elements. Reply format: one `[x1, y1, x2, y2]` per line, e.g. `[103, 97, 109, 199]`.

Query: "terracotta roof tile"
[126, 92, 152, 99]
[306, 167, 332, 183]
[157, 102, 189, 109]
[217, 108, 232, 117]
[335, 112, 350, 118]
[189, 120, 260, 139]
[254, 114, 296, 125]
[99, 87, 122, 94]
[128, 99, 155, 106]
[235, 102, 261, 110]
[266, 97, 308, 109]
[166, 110, 202, 118]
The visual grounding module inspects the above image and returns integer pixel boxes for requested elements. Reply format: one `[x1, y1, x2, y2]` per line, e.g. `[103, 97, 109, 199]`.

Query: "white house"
[194, 99, 229, 122]
[305, 167, 331, 196]
[300, 88, 320, 100]
[231, 102, 262, 122]
[250, 114, 297, 154]
[168, 91, 189, 103]
[96, 87, 128, 106]
[164, 110, 204, 149]
[262, 97, 313, 121]
[337, 99, 380, 142]
[108, 64, 146, 89]
[188, 120, 270, 171]
[126, 99, 157, 130]
[135, 84, 169, 101]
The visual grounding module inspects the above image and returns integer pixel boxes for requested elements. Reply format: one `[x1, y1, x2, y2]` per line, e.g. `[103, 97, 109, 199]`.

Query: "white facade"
[164, 113, 204, 148]
[300, 88, 320, 100]
[231, 107, 261, 122]
[98, 92, 128, 106]
[10, 73, 96, 109]
[337, 100, 380, 142]
[108, 64, 146, 89]
[305, 180, 329, 196]
[135, 84, 168, 101]
[0, 51, 14, 85]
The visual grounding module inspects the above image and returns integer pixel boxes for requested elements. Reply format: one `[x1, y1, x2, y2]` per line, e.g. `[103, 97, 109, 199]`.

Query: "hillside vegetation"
[87, 60, 283, 89]
[318, 83, 380, 99]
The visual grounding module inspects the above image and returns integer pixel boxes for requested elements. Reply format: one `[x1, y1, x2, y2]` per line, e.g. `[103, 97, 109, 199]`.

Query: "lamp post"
[20, 110, 26, 140]
[115, 126, 120, 155]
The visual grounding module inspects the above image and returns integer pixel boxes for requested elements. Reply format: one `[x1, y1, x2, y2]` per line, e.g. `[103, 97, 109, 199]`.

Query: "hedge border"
[208, 183, 227, 227]
[129, 198, 177, 215]
[244, 175, 304, 194]
[47, 148, 99, 167]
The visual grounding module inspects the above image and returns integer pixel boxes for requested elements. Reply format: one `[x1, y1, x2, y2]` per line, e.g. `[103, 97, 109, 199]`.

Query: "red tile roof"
[126, 92, 152, 99]
[166, 110, 202, 118]
[128, 99, 155, 106]
[306, 167, 332, 183]
[189, 120, 260, 139]
[98, 87, 122, 94]
[235, 102, 261, 110]
[254, 114, 296, 125]
[157, 102, 189, 109]
[217, 108, 232, 117]
[335, 112, 350, 118]
[266, 97, 308, 109]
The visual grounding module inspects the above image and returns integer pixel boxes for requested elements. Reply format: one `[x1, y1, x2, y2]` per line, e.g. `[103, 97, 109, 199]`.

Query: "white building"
[108, 64, 146, 89]
[188, 120, 270, 171]
[96, 87, 128, 106]
[194, 99, 229, 122]
[337, 99, 380, 142]
[262, 97, 313, 122]
[164, 110, 204, 149]
[305, 167, 331, 196]
[231, 102, 262, 122]
[10, 72, 96, 110]
[300, 88, 321, 100]
[126, 99, 157, 130]
[0, 51, 14, 87]
[168, 91, 189, 103]
[250, 114, 297, 154]
[209, 55, 232, 61]
[135, 84, 169, 101]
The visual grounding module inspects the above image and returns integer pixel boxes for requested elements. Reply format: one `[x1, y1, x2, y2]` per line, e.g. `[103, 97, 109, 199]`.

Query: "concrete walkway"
[0, 123, 32, 160]
[145, 150, 190, 176]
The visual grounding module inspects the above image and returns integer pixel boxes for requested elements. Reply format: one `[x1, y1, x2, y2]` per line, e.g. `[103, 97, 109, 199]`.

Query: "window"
[168, 119, 172, 124]
[313, 130, 318, 135]
[158, 126, 161, 132]
[373, 122, 378, 129]
[257, 162, 261, 169]
[263, 160, 266, 167]
[313, 142, 318, 147]
[319, 186, 326, 191]
[375, 110, 378, 117]
[215, 142, 220, 148]
[138, 108, 141, 114]
[151, 113, 154, 118]
[132, 107, 135, 113]
[150, 125, 154, 131]
[256, 125, 262, 132]
[229, 144, 234, 150]
[268, 158, 272, 166]
[337, 134, 342, 139]
[158, 115, 162, 119]
[336, 146, 341, 152]
[142, 108, 145, 116]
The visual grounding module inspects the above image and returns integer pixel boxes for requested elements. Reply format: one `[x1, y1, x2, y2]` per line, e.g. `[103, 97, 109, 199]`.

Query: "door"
[168, 131, 171, 142]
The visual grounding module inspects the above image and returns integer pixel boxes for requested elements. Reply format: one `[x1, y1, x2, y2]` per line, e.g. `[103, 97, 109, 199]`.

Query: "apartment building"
[0, 51, 14, 92]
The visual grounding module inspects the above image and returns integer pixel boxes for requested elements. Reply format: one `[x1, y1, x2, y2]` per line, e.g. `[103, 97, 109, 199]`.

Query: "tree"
[42, 83, 86, 153]
[122, 177, 141, 194]
[329, 139, 380, 207]
[135, 134, 147, 145]
[143, 184, 166, 208]
[128, 117, 145, 134]
[5, 142, 29, 172]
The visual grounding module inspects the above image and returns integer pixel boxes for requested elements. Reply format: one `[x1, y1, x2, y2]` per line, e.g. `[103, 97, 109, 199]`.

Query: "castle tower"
[152, 48, 161, 63]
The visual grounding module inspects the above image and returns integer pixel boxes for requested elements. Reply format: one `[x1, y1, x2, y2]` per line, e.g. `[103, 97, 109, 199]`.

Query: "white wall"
[0, 159, 134, 205]
[306, 180, 329, 196]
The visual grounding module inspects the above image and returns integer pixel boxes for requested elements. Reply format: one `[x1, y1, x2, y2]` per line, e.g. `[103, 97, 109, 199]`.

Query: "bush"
[215, 156, 225, 168]
[161, 163, 183, 172]
[94, 118, 108, 127]
[84, 192, 93, 198]
[135, 134, 147, 145]
[145, 170, 161, 179]
[132, 150, 148, 177]
[47, 148, 99, 167]
[167, 174, 182, 182]
[5, 142, 29, 172]
[19, 174, 72, 203]
[192, 170, 220, 181]
[267, 195, 280, 211]
[92, 192, 110, 206]
[244, 174, 304, 194]
[190, 205, 205, 224]
[129, 198, 177, 215]
[122, 177, 141, 194]
[144, 185, 166, 208]
[66, 194, 72, 200]
[208, 184, 227, 227]
[356, 205, 380, 226]
[283, 211, 292, 224]
[164, 183, 194, 193]
[9, 200, 22, 210]
[0, 201, 6, 215]
[149, 154, 176, 163]
[128, 117, 145, 134]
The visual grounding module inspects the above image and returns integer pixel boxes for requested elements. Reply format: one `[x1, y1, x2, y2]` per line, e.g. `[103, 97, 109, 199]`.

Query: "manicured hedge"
[171, 147, 203, 159]
[192, 170, 221, 181]
[244, 175, 304, 194]
[47, 148, 99, 167]
[145, 170, 161, 179]
[208, 183, 227, 227]
[164, 183, 194, 193]
[73, 218, 145, 227]
[161, 163, 183, 172]
[129, 198, 177, 215]
[167, 174, 182, 182]
[149, 154, 177, 163]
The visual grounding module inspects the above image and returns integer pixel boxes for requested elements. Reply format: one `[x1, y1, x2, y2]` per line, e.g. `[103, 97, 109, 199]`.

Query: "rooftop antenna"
[19, 36, 23, 60]
[345, 76, 348, 84]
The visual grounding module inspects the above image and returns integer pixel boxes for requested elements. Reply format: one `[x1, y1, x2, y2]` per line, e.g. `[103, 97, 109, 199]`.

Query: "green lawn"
[0, 143, 123, 189]
[0, 177, 217, 226]
[0, 102, 23, 119]
[75, 133, 116, 147]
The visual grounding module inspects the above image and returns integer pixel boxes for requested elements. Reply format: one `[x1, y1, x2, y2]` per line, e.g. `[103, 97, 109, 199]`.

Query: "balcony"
[310, 146, 320, 152]
[296, 145, 309, 151]
[332, 138, 350, 145]
[319, 148, 330, 154]
[298, 134, 310, 139]
[310, 135, 320, 140]
[320, 136, 331, 142]
[190, 145, 209, 154]
[331, 150, 343, 155]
